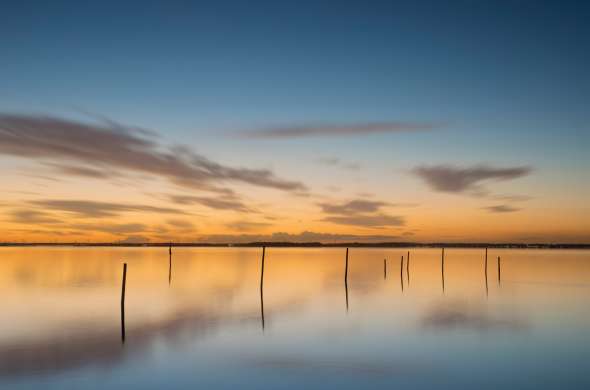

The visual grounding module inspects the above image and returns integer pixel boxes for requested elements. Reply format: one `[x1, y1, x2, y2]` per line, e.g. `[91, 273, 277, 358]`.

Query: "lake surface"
[1, 247, 589, 389]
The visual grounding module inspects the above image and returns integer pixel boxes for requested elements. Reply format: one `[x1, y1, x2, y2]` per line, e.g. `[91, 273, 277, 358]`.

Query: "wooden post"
[121, 263, 127, 306]
[485, 249, 488, 296]
[344, 248, 349, 283]
[498, 256, 501, 285]
[121, 263, 127, 344]
[168, 246, 172, 286]
[406, 251, 410, 284]
[345, 248, 349, 311]
[384, 258, 387, 280]
[441, 248, 445, 293]
[260, 246, 265, 291]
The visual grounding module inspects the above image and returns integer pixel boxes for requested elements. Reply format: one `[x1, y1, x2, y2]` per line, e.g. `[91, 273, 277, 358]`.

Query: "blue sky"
[0, 0, 588, 242]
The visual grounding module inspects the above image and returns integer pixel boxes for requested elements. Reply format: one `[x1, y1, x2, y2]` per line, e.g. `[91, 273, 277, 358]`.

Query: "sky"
[1, 0, 588, 243]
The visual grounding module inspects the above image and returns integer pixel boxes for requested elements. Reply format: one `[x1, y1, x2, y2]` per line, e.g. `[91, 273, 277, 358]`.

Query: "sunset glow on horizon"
[1, 1, 588, 244]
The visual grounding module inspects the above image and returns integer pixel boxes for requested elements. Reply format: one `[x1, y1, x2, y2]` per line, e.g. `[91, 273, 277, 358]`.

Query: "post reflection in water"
[260, 246, 265, 331]
[406, 251, 410, 285]
[400, 255, 404, 292]
[441, 248, 445, 293]
[120, 262, 127, 344]
[344, 248, 349, 312]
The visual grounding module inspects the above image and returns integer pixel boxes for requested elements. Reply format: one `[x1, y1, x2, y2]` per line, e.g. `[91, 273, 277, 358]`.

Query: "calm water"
[1, 247, 589, 389]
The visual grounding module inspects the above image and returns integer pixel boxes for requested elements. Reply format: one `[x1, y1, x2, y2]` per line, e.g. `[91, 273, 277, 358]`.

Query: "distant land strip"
[0, 242, 588, 249]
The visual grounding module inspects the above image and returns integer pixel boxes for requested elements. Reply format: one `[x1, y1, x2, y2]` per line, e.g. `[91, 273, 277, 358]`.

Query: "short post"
[498, 256, 501, 285]
[260, 246, 265, 291]
[406, 251, 410, 284]
[344, 248, 349, 284]
[344, 248, 349, 311]
[168, 246, 172, 285]
[121, 263, 127, 306]
[383, 258, 387, 280]
[121, 263, 127, 343]
[441, 248, 445, 293]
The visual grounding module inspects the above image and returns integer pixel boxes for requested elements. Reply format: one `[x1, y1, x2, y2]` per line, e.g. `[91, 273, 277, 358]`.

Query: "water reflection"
[0, 247, 588, 389]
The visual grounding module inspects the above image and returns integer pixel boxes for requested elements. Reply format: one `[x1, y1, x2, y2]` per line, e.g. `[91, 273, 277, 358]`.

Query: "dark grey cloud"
[0, 114, 305, 192]
[241, 121, 440, 139]
[319, 199, 405, 228]
[166, 219, 196, 230]
[493, 194, 532, 202]
[66, 222, 148, 234]
[8, 209, 61, 224]
[226, 220, 272, 231]
[484, 204, 521, 213]
[319, 199, 387, 214]
[44, 162, 114, 179]
[412, 164, 532, 193]
[31, 199, 185, 218]
[421, 302, 528, 332]
[168, 194, 252, 212]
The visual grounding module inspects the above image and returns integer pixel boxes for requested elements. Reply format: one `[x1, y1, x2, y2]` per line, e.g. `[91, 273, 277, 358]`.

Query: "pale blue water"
[1, 247, 589, 389]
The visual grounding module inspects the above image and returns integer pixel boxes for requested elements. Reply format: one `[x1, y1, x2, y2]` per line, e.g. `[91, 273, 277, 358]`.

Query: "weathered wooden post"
[345, 248, 349, 311]
[168, 244, 172, 285]
[384, 258, 387, 280]
[406, 251, 410, 284]
[121, 263, 127, 343]
[260, 246, 265, 330]
[498, 256, 501, 285]
[344, 248, 349, 284]
[441, 248, 445, 293]
[485, 249, 488, 297]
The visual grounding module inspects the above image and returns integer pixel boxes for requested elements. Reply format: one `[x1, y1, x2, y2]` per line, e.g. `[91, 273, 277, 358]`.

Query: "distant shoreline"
[1, 242, 588, 249]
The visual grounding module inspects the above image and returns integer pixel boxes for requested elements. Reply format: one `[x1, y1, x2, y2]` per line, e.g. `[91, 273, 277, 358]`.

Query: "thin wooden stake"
[344, 248, 349, 283]
[168, 245, 172, 286]
[498, 256, 501, 285]
[406, 251, 410, 284]
[441, 248, 445, 293]
[345, 248, 349, 311]
[384, 258, 387, 280]
[121, 263, 127, 344]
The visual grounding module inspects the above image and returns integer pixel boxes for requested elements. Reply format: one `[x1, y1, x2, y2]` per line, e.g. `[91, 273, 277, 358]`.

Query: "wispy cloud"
[0, 113, 305, 192]
[168, 194, 252, 212]
[226, 220, 272, 231]
[484, 204, 520, 213]
[412, 164, 532, 194]
[66, 222, 148, 234]
[319, 200, 386, 214]
[318, 199, 405, 228]
[30, 199, 185, 218]
[8, 209, 61, 224]
[241, 121, 441, 139]
[316, 157, 361, 170]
